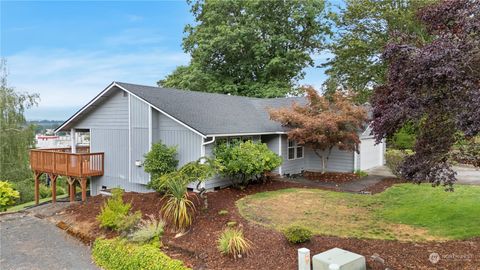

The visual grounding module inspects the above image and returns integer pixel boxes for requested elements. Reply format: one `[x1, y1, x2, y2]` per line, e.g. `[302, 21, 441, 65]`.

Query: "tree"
[371, 0, 480, 189]
[159, 0, 329, 98]
[323, 0, 434, 103]
[269, 86, 367, 173]
[0, 59, 39, 182]
[214, 140, 282, 186]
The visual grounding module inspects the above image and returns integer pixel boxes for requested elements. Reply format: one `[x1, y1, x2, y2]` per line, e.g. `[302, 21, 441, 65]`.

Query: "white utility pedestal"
[312, 248, 366, 270]
[298, 248, 311, 270]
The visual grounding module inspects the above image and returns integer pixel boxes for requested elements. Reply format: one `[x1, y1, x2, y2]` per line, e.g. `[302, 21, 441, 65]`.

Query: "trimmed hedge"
[92, 238, 190, 270]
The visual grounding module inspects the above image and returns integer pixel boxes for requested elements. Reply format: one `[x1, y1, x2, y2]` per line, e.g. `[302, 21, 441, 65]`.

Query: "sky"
[1, 1, 332, 120]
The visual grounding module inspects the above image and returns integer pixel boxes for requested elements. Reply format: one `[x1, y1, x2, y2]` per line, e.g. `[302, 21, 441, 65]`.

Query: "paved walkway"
[0, 206, 97, 270]
[454, 165, 480, 185]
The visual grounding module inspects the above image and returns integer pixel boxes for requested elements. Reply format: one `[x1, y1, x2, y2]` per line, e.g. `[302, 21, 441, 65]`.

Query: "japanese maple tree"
[269, 86, 367, 173]
[371, 0, 479, 189]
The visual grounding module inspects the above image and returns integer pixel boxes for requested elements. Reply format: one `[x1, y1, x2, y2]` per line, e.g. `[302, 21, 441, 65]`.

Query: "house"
[50, 82, 384, 196]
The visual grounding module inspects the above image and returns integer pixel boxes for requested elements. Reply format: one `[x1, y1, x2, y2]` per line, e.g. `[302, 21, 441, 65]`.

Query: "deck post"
[80, 177, 87, 202]
[49, 174, 58, 204]
[34, 172, 41, 205]
[67, 177, 76, 202]
[71, 128, 77, 153]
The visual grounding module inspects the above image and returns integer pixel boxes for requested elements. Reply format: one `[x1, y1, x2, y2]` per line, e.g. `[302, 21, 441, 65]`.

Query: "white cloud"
[6, 48, 189, 119]
[126, 14, 143, 22]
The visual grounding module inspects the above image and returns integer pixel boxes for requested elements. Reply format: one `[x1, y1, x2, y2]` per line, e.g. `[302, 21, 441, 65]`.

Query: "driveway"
[454, 165, 480, 185]
[0, 212, 98, 270]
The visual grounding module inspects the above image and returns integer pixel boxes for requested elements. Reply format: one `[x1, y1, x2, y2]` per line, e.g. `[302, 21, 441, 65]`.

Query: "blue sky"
[1, 1, 331, 120]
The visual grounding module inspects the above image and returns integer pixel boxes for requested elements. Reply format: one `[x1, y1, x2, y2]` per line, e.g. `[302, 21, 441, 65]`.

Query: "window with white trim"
[287, 140, 304, 160]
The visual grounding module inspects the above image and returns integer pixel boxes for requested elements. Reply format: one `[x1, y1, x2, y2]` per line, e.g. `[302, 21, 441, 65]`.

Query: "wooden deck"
[29, 146, 104, 204]
[30, 146, 104, 178]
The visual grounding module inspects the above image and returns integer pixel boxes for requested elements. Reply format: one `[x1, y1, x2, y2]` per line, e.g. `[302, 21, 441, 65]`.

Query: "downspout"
[197, 136, 216, 192]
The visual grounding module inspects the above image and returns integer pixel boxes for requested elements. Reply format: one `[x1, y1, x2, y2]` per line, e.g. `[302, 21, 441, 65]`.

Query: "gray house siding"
[81, 91, 150, 195]
[152, 110, 203, 168]
[304, 147, 354, 173]
[129, 95, 150, 185]
[75, 90, 128, 130]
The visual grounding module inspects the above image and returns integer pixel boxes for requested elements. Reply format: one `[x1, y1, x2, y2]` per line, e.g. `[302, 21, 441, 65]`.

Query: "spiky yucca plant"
[217, 228, 252, 258]
[161, 178, 195, 231]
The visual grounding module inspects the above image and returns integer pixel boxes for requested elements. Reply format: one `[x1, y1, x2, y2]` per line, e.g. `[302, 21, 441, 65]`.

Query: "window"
[287, 140, 304, 160]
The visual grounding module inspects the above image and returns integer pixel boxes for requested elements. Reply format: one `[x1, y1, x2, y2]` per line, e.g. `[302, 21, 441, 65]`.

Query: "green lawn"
[237, 184, 480, 241]
[6, 194, 69, 212]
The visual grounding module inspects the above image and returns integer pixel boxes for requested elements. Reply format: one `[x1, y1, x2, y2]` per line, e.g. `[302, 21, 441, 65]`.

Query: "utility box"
[312, 248, 366, 270]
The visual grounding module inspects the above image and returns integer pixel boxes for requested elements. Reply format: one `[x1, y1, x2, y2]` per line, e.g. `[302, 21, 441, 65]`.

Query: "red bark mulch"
[64, 180, 480, 270]
[303, 171, 359, 183]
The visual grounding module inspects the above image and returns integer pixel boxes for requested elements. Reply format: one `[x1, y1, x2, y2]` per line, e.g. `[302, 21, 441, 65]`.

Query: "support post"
[67, 177, 76, 202]
[80, 177, 87, 202]
[71, 128, 77, 153]
[34, 172, 41, 205]
[49, 174, 58, 204]
[278, 134, 283, 176]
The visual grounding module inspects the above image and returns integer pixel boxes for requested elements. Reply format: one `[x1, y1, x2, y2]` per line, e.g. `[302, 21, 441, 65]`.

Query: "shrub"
[0, 181, 20, 211]
[148, 171, 189, 193]
[144, 141, 179, 180]
[39, 184, 50, 199]
[39, 183, 67, 199]
[214, 140, 282, 186]
[12, 179, 34, 204]
[385, 149, 414, 177]
[389, 126, 416, 150]
[97, 188, 141, 232]
[161, 178, 195, 231]
[354, 170, 368, 177]
[217, 228, 252, 258]
[128, 215, 165, 245]
[92, 238, 190, 270]
[283, 225, 312, 244]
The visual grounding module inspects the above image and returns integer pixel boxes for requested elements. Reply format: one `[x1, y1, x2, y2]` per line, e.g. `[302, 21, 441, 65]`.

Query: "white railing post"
[298, 248, 311, 270]
[70, 128, 77, 153]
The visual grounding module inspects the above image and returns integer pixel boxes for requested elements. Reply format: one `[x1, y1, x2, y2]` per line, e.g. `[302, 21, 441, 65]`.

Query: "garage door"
[360, 137, 384, 170]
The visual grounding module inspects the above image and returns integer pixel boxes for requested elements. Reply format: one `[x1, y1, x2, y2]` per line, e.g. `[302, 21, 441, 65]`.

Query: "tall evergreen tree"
[0, 59, 39, 181]
[159, 0, 329, 98]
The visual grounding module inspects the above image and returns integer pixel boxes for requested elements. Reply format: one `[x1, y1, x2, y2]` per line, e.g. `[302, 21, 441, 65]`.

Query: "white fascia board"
[113, 83, 206, 139]
[205, 131, 286, 137]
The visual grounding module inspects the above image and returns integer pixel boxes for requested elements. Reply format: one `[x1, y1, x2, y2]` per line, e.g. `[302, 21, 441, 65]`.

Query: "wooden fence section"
[30, 148, 104, 178]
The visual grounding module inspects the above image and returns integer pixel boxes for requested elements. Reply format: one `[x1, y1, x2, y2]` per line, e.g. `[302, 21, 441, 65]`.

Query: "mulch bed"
[64, 180, 479, 270]
[303, 171, 359, 183]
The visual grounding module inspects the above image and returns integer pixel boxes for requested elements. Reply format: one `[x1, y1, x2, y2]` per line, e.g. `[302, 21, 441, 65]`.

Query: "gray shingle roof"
[117, 82, 305, 136]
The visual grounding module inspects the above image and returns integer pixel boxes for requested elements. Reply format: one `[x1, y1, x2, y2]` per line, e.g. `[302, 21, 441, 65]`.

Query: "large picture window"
[287, 140, 304, 160]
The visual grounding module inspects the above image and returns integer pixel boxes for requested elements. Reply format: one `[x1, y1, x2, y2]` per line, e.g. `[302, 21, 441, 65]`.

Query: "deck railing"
[30, 147, 104, 178]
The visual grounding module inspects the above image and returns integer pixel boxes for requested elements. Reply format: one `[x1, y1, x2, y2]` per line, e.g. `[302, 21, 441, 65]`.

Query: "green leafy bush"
[0, 181, 20, 211]
[385, 149, 414, 177]
[97, 188, 141, 232]
[39, 183, 66, 199]
[12, 179, 34, 204]
[217, 228, 252, 258]
[283, 225, 312, 244]
[144, 141, 178, 180]
[214, 140, 282, 186]
[92, 238, 190, 270]
[128, 215, 165, 245]
[389, 123, 417, 150]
